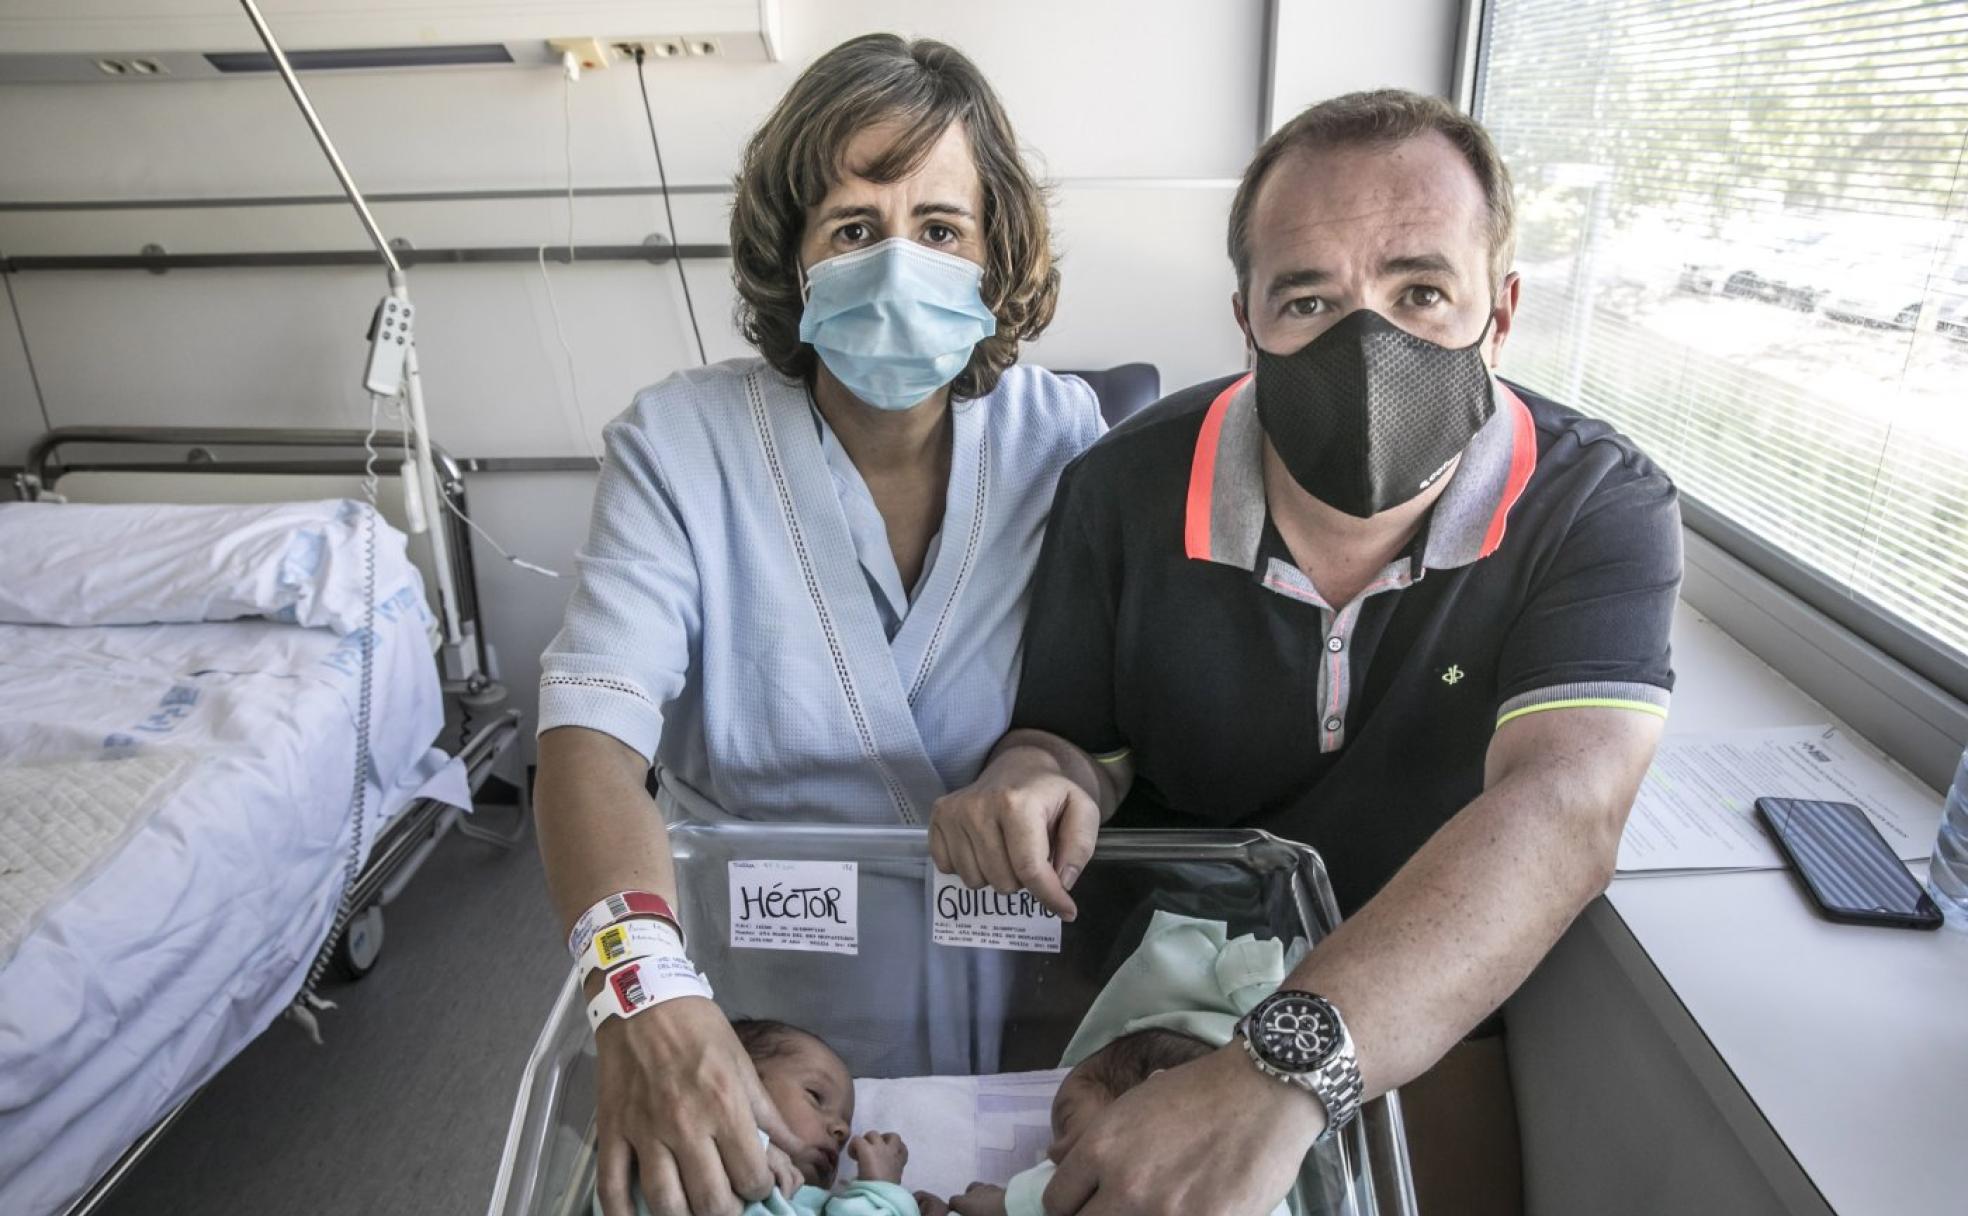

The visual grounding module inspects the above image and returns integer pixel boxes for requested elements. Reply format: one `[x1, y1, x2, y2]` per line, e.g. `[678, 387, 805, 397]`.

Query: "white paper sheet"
[850, 1068, 1067, 1198]
[1618, 725, 1942, 874]
[728, 860, 858, 955]
[930, 871, 1063, 953]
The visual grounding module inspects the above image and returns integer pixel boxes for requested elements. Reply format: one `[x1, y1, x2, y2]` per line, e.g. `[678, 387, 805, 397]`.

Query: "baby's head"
[1049, 1027, 1212, 1162]
[732, 1019, 855, 1188]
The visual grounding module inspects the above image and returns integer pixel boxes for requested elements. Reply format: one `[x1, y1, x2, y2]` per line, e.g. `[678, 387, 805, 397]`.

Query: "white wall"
[1265, 0, 1466, 132]
[0, 1, 1262, 461]
[0, 0, 1459, 765]
[0, 282, 45, 469]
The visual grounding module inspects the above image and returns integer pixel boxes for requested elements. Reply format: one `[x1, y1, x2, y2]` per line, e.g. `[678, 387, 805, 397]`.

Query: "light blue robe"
[540, 356, 1103, 1074]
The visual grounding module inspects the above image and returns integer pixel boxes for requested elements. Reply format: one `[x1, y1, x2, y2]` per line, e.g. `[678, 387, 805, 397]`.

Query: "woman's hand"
[929, 744, 1102, 919]
[593, 996, 800, 1216]
[848, 1130, 909, 1183]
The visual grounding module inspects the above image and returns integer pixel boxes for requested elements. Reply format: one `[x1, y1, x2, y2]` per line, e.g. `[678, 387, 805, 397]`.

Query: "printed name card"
[930, 870, 1063, 953]
[729, 860, 858, 955]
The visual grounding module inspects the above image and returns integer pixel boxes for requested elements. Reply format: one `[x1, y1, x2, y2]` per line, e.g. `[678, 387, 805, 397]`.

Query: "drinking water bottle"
[1928, 745, 1968, 927]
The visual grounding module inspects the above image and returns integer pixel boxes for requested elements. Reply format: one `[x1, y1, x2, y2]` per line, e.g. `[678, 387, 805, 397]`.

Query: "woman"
[533, 34, 1102, 1216]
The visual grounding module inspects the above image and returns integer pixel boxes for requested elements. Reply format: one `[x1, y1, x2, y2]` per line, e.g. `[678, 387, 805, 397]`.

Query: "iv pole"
[236, 0, 477, 683]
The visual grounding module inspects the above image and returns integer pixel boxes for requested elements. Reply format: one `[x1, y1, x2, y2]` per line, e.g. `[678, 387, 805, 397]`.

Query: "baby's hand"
[946, 1183, 1007, 1216]
[766, 1144, 803, 1198]
[848, 1130, 909, 1183]
[913, 1193, 952, 1216]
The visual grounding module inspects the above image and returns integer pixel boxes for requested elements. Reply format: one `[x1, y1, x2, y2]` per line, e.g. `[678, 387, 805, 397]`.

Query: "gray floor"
[95, 806, 570, 1216]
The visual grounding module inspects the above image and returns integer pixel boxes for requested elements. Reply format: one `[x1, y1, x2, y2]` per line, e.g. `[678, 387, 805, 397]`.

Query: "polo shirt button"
[1324, 716, 1342, 732]
[1326, 636, 1343, 653]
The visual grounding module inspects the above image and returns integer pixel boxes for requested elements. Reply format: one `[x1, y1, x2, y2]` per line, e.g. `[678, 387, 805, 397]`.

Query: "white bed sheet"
[0, 590, 468, 1216]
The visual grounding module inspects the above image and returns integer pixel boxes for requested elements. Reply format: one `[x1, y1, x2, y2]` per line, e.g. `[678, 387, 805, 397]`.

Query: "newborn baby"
[920, 1029, 1291, 1216]
[607, 1018, 920, 1216]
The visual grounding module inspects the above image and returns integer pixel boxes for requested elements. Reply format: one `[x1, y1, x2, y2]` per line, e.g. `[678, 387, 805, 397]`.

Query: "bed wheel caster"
[333, 904, 386, 981]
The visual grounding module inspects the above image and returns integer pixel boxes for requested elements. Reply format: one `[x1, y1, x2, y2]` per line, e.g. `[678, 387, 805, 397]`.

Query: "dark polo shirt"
[1012, 373, 1681, 914]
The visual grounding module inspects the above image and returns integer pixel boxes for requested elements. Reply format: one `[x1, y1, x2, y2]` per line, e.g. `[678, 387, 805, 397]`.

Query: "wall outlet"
[611, 37, 721, 62]
[546, 37, 613, 73]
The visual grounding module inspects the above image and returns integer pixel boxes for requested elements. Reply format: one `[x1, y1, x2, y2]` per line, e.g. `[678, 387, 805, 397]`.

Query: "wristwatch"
[1235, 989, 1364, 1142]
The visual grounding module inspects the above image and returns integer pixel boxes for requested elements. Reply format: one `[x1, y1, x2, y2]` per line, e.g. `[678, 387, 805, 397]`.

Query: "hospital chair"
[1060, 362, 1161, 426]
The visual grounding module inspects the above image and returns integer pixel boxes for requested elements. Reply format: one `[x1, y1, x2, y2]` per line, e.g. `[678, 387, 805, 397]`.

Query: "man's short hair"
[1073, 1027, 1214, 1097]
[1228, 89, 1517, 295]
[729, 33, 1059, 401]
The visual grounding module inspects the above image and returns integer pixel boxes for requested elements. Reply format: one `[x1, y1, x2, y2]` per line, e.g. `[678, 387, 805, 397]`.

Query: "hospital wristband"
[586, 955, 715, 1031]
[579, 918, 686, 985]
[567, 890, 684, 961]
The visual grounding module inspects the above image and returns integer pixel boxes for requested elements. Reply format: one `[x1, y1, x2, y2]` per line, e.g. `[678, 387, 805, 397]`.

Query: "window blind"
[1474, 0, 1968, 664]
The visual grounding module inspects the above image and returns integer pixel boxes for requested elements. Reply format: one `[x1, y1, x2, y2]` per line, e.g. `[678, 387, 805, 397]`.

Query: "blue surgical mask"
[798, 237, 998, 411]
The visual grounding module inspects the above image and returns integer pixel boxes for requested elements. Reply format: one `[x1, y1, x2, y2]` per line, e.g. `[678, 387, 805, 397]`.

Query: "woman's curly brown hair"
[729, 34, 1059, 401]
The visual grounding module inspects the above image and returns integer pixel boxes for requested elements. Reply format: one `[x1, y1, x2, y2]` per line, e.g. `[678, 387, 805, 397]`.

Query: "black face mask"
[1253, 307, 1495, 518]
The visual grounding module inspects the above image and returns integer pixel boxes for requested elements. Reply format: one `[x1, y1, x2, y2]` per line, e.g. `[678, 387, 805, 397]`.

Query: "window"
[1474, 0, 1968, 689]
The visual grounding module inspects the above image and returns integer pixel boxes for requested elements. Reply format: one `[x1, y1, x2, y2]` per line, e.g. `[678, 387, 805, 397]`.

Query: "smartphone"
[1755, 797, 1942, 930]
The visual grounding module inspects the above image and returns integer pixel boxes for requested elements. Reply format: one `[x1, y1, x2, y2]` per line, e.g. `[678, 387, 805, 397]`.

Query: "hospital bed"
[488, 826, 1418, 1216]
[0, 426, 527, 1216]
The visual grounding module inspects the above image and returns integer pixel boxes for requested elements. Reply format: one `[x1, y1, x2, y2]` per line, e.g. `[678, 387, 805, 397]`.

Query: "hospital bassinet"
[488, 826, 1417, 1216]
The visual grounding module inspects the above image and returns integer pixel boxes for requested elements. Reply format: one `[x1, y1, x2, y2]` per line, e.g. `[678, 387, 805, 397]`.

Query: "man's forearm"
[1279, 714, 1650, 1098]
[535, 726, 679, 951]
[988, 728, 1132, 819]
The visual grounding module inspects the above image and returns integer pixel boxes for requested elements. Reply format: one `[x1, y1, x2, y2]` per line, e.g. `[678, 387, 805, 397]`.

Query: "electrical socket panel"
[609, 36, 724, 61]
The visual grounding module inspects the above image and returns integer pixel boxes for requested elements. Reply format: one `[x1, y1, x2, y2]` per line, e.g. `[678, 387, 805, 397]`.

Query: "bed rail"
[333, 708, 527, 922]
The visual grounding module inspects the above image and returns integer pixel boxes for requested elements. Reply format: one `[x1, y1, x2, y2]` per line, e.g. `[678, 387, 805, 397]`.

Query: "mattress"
[0, 591, 470, 1216]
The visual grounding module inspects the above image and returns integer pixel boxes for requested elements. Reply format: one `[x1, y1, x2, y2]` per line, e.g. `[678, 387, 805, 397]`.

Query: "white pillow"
[0, 499, 424, 635]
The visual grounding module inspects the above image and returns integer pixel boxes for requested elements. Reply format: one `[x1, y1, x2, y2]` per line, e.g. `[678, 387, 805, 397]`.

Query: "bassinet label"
[930, 871, 1063, 953]
[728, 860, 858, 955]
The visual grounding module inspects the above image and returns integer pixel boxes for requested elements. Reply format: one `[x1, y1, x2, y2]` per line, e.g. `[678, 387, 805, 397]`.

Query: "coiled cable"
[288, 395, 383, 1034]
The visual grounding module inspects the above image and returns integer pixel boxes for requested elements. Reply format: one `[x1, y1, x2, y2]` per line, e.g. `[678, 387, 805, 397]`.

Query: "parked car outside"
[1825, 260, 1968, 332]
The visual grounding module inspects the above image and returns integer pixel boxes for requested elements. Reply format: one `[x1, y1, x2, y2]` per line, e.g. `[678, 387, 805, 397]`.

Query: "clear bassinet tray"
[488, 826, 1416, 1216]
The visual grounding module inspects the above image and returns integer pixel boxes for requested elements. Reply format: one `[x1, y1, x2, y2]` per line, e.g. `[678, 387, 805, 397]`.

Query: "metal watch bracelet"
[1238, 992, 1365, 1143]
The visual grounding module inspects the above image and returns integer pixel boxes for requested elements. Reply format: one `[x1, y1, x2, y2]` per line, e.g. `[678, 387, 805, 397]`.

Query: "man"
[929, 90, 1680, 1214]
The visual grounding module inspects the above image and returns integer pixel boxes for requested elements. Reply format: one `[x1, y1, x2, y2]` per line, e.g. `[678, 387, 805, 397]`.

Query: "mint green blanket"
[1061, 910, 1308, 1065]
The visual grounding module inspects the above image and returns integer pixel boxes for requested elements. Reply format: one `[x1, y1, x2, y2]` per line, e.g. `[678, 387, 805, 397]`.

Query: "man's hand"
[1043, 1046, 1317, 1216]
[946, 1183, 1009, 1216]
[929, 744, 1102, 919]
[849, 1131, 909, 1184]
[593, 996, 800, 1216]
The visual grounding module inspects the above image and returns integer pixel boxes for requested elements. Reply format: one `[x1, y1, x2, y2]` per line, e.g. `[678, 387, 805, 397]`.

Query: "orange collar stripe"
[1480, 383, 1538, 558]
[1183, 374, 1249, 561]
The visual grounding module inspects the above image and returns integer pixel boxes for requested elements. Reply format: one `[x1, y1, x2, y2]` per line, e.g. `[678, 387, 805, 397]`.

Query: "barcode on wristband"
[598, 925, 630, 964]
[611, 965, 646, 1009]
[603, 892, 634, 922]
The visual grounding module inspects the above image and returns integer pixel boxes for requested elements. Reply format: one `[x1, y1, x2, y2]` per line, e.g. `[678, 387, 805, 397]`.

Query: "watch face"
[1252, 993, 1339, 1072]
